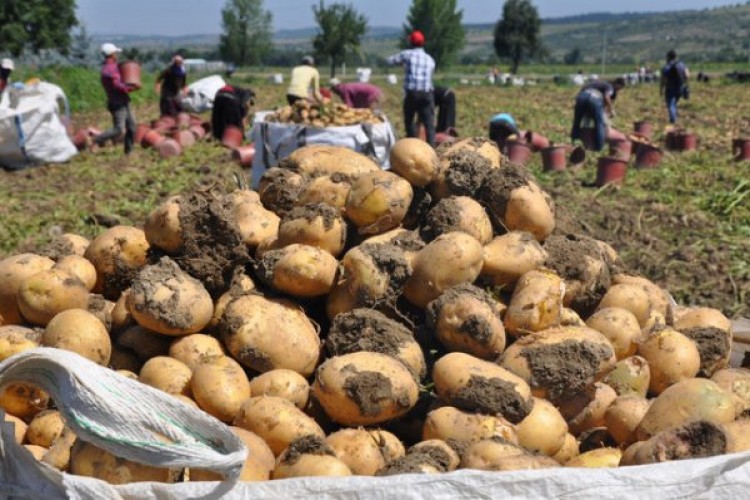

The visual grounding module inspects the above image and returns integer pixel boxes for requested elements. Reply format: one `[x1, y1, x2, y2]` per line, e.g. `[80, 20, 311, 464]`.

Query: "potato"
[597, 284, 652, 327]
[111, 289, 133, 332]
[426, 284, 506, 360]
[24, 444, 48, 460]
[604, 395, 650, 446]
[610, 274, 671, 319]
[460, 438, 528, 470]
[228, 189, 280, 250]
[552, 433, 580, 464]
[313, 352, 419, 426]
[422, 406, 518, 444]
[515, 397, 568, 456]
[139, 356, 192, 396]
[674, 308, 732, 378]
[390, 137, 439, 187]
[143, 196, 183, 253]
[276, 204, 347, 257]
[168, 334, 225, 371]
[273, 435, 352, 479]
[53, 255, 97, 292]
[439, 136, 503, 168]
[499, 326, 616, 403]
[627, 421, 727, 465]
[258, 167, 308, 216]
[17, 269, 89, 326]
[4, 412, 28, 444]
[295, 174, 352, 211]
[191, 355, 251, 422]
[116, 325, 172, 361]
[84, 226, 149, 299]
[433, 352, 533, 423]
[637, 378, 735, 440]
[637, 328, 700, 394]
[25, 410, 65, 448]
[602, 355, 651, 397]
[404, 232, 484, 308]
[0, 326, 39, 362]
[430, 149, 492, 200]
[117, 369, 138, 380]
[480, 232, 547, 288]
[711, 368, 750, 417]
[421, 196, 493, 244]
[43, 309, 111, 365]
[561, 308, 586, 327]
[341, 243, 411, 308]
[85, 294, 114, 332]
[284, 144, 380, 178]
[0, 253, 55, 325]
[564, 447, 621, 468]
[586, 307, 642, 360]
[377, 440, 462, 475]
[723, 420, 750, 453]
[127, 257, 213, 336]
[221, 294, 320, 376]
[562, 382, 618, 436]
[326, 429, 405, 475]
[207, 273, 257, 331]
[42, 426, 77, 471]
[410, 440, 460, 471]
[41, 233, 90, 259]
[234, 396, 324, 456]
[0, 383, 49, 420]
[109, 347, 142, 372]
[191, 426, 275, 482]
[325, 277, 358, 320]
[326, 308, 425, 379]
[255, 244, 338, 298]
[344, 170, 414, 235]
[248, 370, 310, 409]
[503, 269, 564, 337]
[70, 441, 174, 484]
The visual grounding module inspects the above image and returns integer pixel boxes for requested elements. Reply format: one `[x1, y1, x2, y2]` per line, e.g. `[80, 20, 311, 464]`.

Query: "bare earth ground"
[0, 81, 747, 317]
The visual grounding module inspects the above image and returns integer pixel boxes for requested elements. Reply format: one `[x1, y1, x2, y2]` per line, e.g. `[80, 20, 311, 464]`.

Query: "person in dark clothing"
[93, 43, 137, 154]
[433, 86, 456, 134]
[211, 85, 255, 141]
[0, 58, 13, 94]
[660, 50, 690, 124]
[570, 78, 625, 151]
[488, 112, 520, 147]
[155, 55, 187, 117]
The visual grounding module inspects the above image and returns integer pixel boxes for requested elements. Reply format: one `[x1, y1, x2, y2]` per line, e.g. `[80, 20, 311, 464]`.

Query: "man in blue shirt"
[660, 50, 690, 124]
[570, 78, 625, 151]
[388, 30, 436, 146]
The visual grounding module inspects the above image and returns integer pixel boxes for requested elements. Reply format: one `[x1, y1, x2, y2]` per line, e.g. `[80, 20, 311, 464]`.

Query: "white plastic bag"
[181, 75, 226, 113]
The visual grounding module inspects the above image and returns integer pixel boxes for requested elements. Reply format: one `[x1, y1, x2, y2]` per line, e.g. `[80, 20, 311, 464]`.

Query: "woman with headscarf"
[155, 54, 188, 117]
[286, 56, 322, 106]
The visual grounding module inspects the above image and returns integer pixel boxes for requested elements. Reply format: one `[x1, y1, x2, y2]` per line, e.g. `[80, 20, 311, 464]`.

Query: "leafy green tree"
[402, 0, 465, 69]
[70, 24, 93, 67]
[493, 0, 543, 74]
[219, 0, 273, 66]
[313, 1, 368, 78]
[0, 0, 77, 57]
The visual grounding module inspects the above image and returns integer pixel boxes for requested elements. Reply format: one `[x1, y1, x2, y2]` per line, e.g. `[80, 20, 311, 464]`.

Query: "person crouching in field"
[93, 43, 138, 155]
[488, 112, 521, 149]
[329, 79, 384, 109]
[570, 78, 625, 151]
[211, 85, 255, 142]
[155, 55, 187, 117]
[287, 56, 323, 106]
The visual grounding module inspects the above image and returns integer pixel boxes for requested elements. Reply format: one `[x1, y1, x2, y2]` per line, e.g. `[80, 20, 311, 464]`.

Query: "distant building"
[183, 59, 226, 73]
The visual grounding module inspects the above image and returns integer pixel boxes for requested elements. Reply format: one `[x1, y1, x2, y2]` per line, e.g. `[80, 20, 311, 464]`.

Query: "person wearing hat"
[286, 56, 322, 106]
[93, 43, 138, 154]
[570, 77, 626, 152]
[329, 79, 384, 110]
[0, 58, 14, 94]
[155, 54, 188, 117]
[488, 112, 520, 148]
[387, 30, 436, 146]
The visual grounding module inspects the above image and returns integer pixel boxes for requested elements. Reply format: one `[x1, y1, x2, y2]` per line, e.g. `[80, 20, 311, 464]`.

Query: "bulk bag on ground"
[181, 75, 226, 114]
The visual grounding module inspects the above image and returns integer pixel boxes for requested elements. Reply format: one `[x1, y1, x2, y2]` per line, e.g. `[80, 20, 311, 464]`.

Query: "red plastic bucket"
[172, 129, 196, 148]
[232, 145, 256, 168]
[634, 143, 664, 169]
[119, 61, 142, 89]
[732, 138, 750, 161]
[72, 129, 91, 151]
[680, 132, 697, 151]
[134, 124, 150, 146]
[176, 112, 191, 129]
[633, 121, 653, 139]
[569, 145, 586, 165]
[596, 157, 628, 187]
[141, 129, 165, 148]
[608, 139, 632, 160]
[505, 140, 532, 165]
[189, 125, 207, 141]
[541, 146, 567, 171]
[606, 128, 628, 142]
[524, 131, 550, 152]
[222, 125, 244, 148]
[156, 138, 182, 158]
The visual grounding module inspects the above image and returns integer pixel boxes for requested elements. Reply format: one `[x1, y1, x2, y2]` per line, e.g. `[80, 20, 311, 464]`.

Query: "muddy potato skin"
[711, 368, 750, 417]
[70, 441, 174, 484]
[326, 429, 404, 476]
[604, 395, 650, 446]
[234, 396, 324, 456]
[296, 175, 352, 210]
[43, 233, 90, 259]
[586, 307, 642, 360]
[229, 190, 281, 250]
[53, 256, 97, 292]
[191, 426, 275, 481]
[143, 196, 183, 254]
[423, 406, 518, 444]
[139, 356, 193, 396]
[256, 244, 338, 298]
[0, 254, 55, 325]
[433, 352, 533, 423]
[480, 232, 547, 287]
[390, 137, 439, 187]
[460, 438, 528, 470]
[504, 269, 564, 337]
[637, 328, 700, 395]
[628, 421, 728, 465]
[248, 369, 310, 409]
[564, 382, 618, 436]
[345, 170, 414, 235]
[17, 269, 89, 326]
[0, 326, 39, 362]
[190, 355, 251, 422]
[84, 226, 150, 297]
[43, 309, 111, 365]
[26, 410, 65, 448]
[421, 196, 493, 244]
[313, 352, 419, 426]
[276, 205, 348, 257]
[515, 397, 568, 456]
[168, 334, 225, 371]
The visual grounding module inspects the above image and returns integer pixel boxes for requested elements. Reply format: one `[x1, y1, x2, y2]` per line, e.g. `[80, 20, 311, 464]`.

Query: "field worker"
[286, 56, 322, 106]
[93, 43, 137, 155]
[211, 84, 255, 141]
[329, 79, 384, 109]
[387, 30, 436, 146]
[0, 58, 14, 93]
[570, 77, 625, 152]
[660, 49, 690, 124]
[155, 54, 187, 117]
[488, 112, 521, 147]
[434, 86, 456, 134]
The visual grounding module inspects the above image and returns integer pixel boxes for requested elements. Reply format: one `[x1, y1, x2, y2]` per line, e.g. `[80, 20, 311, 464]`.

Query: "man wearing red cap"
[388, 30, 436, 146]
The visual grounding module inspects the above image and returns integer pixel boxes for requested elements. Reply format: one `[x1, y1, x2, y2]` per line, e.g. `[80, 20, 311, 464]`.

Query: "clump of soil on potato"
[87, 294, 112, 331]
[578, 427, 618, 453]
[326, 309, 413, 359]
[450, 375, 532, 424]
[281, 435, 336, 465]
[420, 197, 465, 242]
[129, 257, 197, 331]
[353, 244, 412, 307]
[388, 230, 426, 253]
[282, 203, 341, 232]
[403, 188, 433, 230]
[342, 368, 404, 417]
[678, 326, 731, 377]
[39, 239, 78, 260]
[653, 421, 727, 461]
[234, 345, 274, 373]
[478, 164, 532, 230]
[376, 445, 453, 475]
[426, 284, 501, 346]
[103, 258, 142, 301]
[441, 150, 492, 197]
[258, 168, 307, 216]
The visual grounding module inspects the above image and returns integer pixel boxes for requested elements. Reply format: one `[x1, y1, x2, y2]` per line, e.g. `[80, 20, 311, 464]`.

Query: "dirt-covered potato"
[637, 328, 700, 394]
[0, 383, 49, 420]
[325, 277, 359, 320]
[626, 421, 727, 465]
[479, 232, 547, 288]
[255, 244, 338, 298]
[110, 289, 133, 333]
[234, 396, 324, 456]
[561, 382, 618, 436]
[138, 356, 192, 396]
[228, 189, 281, 250]
[191, 426, 275, 482]
[377, 440, 461, 475]
[221, 294, 320, 376]
[4, 412, 28, 444]
[283, 144, 380, 178]
[295, 174, 351, 211]
[390, 137, 440, 187]
[515, 397, 568, 456]
[711, 368, 750, 417]
[552, 433, 580, 464]
[168, 334, 225, 371]
[43, 309, 111, 365]
[404, 232, 484, 308]
[85, 294, 114, 333]
[25, 410, 65, 448]
[143, 196, 183, 254]
[504, 269, 564, 337]
[41, 233, 90, 259]
[461, 440, 560, 472]
[248, 369, 310, 409]
[564, 447, 621, 468]
[426, 284, 506, 360]
[723, 420, 750, 454]
[0, 253, 56, 325]
[673, 307, 732, 378]
[276, 204, 347, 257]
[84, 226, 150, 299]
[604, 395, 650, 446]
[420, 196, 493, 244]
[116, 325, 172, 361]
[586, 307, 642, 360]
[313, 352, 419, 426]
[70, 441, 175, 484]
[430, 149, 493, 200]
[258, 167, 308, 216]
[326, 428, 405, 476]
[422, 406, 518, 444]
[127, 257, 213, 336]
[190, 355, 251, 422]
[16, 269, 89, 326]
[273, 435, 353, 479]
[345, 170, 414, 235]
[602, 355, 651, 397]
[433, 352, 533, 423]
[439, 136, 504, 168]
[341, 243, 411, 309]
[53, 255, 97, 292]
[0, 326, 40, 362]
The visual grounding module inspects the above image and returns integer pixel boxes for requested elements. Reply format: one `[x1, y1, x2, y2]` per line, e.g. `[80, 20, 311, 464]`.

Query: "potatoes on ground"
[42, 233, 90, 259]
[723, 420, 750, 453]
[562, 382, 618, 436]
[341, 243, 411, 308]
[636, 378, 735, 440]
[602, 355, 651, 397]
[248, 370, 310, 409]
[326, 428, 405, 476]
[276, 204, 347, 257]
[116, 325, 172, 361]
[70, 441, 174, 484]
[168, 334, 225, 371]
[43, 309, 111, 365]
[0, 326, 39, 362]
[0, 253, 55, 325]
[0, 383, 49, 420]
[377, 440, 461, 475]
[111, 289, 133, 332]
[26, 410, 65, 448]
[221, 294, 320, 376]
[404, 232, 484, 308]
[4, 413, 27, 444]
[127, 257, 214, 336]
[273, 435, 352, 479]
[234, 396, 324, 456]
[53, 256, 97, 292]
[284, 144, 380, 178]
[627, 421, 728, 465]
[84, 226, 149, 299]
[711, 368, 750, 416]
[295, 174, 351, 211]
[440, 136, 503, 168]
[480, 232, 547, 288]
[552, 433, 580, 464]
[515, 397, 568, 456]
[604, 395, 650, 446]
[460, 438, 527, 470]
[255, 244, 338, 298]
[191, 426, 275, 482]
[313, 352, 419, 426]
[597, 284, 652, 327]
[565, 447, 622, 468]
[257, 167, 308, 216]
[674, 307, 732, 378]
[433, 352, 533, 423]
[637, 328, 700, 394]
[228, 189, 281, 250]
[422, 406, 518, 444]
[503, 269, 563, 337]
[674, 307, 732, 333]
[344, 170, 413, 235]
[389, 137, 439, 187]
[610, 274, 671, 319]
[139, 356, 192, 396]
[143, 196, 183, 254]
[17, 269, 89, 326]
[586, 308, 642, 360]
[190, 355, 251, 422]
[420, 196, 493, 244]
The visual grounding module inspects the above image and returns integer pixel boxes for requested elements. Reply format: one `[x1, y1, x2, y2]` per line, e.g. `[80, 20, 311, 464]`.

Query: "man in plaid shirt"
[388, 31, 436, 146]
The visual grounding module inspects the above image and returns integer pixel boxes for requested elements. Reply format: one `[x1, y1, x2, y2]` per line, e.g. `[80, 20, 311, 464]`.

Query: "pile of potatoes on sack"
[0, 136, 744, 484]
[265, 100, 385, 127]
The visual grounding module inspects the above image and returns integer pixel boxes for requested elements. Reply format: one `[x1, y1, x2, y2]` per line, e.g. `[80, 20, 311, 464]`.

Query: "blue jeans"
[571, 89, 606, 151]
[665, 89, 680, 123]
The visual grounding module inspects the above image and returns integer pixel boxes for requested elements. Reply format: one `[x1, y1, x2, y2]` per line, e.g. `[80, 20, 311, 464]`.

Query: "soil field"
[1, 79, 748, 317]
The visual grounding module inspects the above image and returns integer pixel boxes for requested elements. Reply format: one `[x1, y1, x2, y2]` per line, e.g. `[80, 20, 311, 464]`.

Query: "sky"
[77, 0, 740, 36]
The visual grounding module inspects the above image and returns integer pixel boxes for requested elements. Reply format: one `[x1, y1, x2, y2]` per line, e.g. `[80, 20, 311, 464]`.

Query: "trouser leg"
[571, 96, 586, 141]
[94, 104, 126, 146]
[440, 90, 456, 131]
[666, 91, 678, 123]
[417, 93, 436, 147]
[592, 97, 606, 151]
[403, 92, 418, 138]
[124, 105, 136, 154]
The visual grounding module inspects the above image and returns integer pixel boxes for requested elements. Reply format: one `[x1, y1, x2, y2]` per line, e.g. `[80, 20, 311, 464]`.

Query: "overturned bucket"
[232, 145, 256, 168]
[525, 131, 550, 152]
[141, 129, 165, 149]
[505, 140, 532, 166]
[633, 121, 653, 139]
[222, 125, 244, 149]
[635, 143, 664, 169]
[732, 138, 750, 161]
[156, 138, 182, 159]
[608, 139, 632, 160]
[541, 145, 567, 172]
[596, 156, 628, 187]
[172, 129, 196, 148]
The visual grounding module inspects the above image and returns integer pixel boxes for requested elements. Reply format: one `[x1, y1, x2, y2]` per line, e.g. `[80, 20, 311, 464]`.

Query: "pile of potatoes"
[265, 100, 385, 127]
[0, 137, 744, 485]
